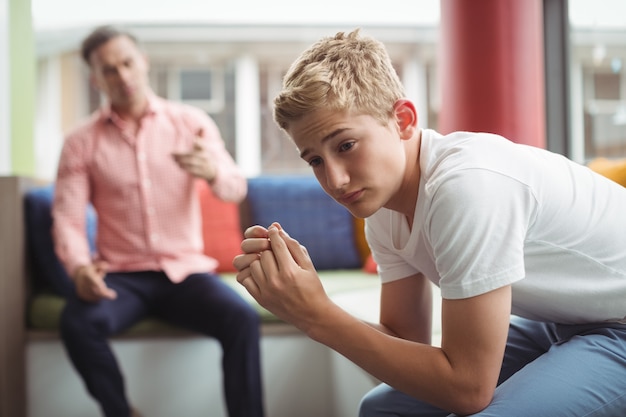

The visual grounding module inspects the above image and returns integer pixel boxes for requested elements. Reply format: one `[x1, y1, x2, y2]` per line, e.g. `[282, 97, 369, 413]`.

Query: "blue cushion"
[245, 176, 361, 270]
[24, 185, 97, 297]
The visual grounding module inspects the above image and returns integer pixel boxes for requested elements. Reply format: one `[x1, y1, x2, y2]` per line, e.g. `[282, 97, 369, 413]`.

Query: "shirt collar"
[98, 90, 162, 124]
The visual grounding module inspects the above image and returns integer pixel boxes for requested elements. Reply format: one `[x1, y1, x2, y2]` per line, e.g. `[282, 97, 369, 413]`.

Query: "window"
[149, 64, 237, 158]
[168, 67, 225, 114]
[569, 0, 626, 161]
[259, 66, 310, 174]
[582, 64, 626, 158]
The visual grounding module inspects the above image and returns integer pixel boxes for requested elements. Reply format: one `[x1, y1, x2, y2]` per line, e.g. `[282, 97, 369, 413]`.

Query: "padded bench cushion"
[27, 271, 379, 334]
[25, 176, 365, 297]
[24, 176, 377, 336]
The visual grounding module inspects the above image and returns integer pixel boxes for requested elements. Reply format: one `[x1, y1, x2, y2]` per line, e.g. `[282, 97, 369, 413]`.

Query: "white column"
[569, 60, 585, 163]
[402, 55, 430, 129]
[235, 55, 261, 177]
[0, 0, 10, 175]
[35, 57, 63, 180]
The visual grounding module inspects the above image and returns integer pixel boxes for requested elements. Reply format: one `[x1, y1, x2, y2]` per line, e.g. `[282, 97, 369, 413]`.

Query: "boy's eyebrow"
[299, 127, 350, 159]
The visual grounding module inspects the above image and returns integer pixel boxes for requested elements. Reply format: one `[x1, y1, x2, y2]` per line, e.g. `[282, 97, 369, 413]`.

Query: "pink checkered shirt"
[52, 93, 246, 283]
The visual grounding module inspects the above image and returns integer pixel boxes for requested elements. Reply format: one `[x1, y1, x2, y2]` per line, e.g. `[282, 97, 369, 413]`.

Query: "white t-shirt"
[366, 129, 626, 324]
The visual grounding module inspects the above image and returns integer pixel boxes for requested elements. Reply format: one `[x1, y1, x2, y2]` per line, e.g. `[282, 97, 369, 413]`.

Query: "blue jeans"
[359, 315, 626, 417]
[61, 271, 265, 417]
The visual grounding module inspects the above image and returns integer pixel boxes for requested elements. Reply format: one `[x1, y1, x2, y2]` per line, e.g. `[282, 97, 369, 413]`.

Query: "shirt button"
[144, 179, 152, 188]
[137, 152, 146, 161]
[150, 233, 159, 242]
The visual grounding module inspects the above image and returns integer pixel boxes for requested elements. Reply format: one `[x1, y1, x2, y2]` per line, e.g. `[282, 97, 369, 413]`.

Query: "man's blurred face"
[88, 35, 150, 111]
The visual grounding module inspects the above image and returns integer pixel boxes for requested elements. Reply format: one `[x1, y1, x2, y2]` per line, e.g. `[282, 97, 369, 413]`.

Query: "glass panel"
[582, 69, 626, 159]
[180, 70, 213, 101]
[594, 72, 620, 100]
[570, 0, 626, 161]
[259, 67, 309, 174]
[208, 65, 237, 159]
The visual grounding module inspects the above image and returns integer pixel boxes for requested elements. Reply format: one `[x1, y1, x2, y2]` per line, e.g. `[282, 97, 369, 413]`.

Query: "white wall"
[27, 334, 377, 417]
[25, 286, 398, 417]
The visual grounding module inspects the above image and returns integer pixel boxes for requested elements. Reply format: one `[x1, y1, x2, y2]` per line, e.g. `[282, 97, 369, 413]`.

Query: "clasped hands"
[233, 222, 330, 333]
[172, 128, 217, 182]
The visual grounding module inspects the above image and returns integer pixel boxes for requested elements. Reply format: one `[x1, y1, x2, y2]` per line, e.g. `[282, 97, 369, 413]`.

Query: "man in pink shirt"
[52, 25, 264, 417]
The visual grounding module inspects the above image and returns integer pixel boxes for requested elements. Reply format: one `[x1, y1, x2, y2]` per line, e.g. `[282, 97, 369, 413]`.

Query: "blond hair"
[273, 29, 405, 131]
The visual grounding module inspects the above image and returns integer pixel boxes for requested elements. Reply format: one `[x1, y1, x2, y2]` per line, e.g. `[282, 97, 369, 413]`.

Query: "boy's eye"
[339, 142, 354, 152]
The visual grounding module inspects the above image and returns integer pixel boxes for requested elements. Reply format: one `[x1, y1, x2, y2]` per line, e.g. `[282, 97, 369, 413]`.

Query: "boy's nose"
[325, 163, 349, 191]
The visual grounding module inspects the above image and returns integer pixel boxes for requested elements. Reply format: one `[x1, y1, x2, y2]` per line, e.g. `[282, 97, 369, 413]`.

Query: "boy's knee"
[358, 384, 448, 417]
[358, 389, 382, 417]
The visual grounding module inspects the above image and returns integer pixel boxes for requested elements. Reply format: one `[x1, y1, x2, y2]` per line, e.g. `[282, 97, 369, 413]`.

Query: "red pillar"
[438, 0, 546, 148]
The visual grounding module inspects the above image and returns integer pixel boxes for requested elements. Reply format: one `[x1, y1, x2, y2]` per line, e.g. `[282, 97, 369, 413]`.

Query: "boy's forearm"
[304, 303, 492, 416]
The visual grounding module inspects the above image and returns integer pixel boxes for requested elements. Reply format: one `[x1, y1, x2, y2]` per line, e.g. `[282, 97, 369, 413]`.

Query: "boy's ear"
[393, 99, 418, 140]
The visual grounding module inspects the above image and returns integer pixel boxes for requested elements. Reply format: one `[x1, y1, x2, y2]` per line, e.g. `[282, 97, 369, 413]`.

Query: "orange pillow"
[197, 181, 243, 273]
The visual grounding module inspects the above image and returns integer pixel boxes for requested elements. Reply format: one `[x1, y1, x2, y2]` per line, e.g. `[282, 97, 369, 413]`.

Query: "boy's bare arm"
[376, 274, 433, 344]
[234, 224, 511, 415]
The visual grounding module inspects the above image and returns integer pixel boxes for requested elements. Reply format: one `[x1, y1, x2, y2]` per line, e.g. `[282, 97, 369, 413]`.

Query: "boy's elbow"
[449, 386, 494, 416]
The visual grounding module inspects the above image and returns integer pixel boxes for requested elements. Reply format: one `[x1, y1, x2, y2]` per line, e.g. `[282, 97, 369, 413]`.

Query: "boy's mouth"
[338, 189, 364, 205]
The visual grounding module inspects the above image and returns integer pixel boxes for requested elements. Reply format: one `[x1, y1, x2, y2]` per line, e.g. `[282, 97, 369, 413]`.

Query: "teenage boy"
[233, 29, 626, 416]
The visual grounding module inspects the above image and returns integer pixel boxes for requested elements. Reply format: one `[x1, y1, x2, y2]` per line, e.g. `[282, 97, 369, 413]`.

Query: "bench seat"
[27, 271, 380, 337]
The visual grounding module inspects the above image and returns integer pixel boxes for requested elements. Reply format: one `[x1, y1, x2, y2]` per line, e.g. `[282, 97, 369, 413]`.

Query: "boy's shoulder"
[420, 129, 513, 174]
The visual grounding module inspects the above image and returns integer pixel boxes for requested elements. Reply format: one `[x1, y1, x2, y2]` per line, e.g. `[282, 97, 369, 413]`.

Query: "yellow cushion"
[588, 158, 626, 187]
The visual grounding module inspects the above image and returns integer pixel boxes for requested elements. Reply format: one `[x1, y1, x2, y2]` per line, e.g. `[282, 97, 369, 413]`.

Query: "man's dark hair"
[81, 25, 139, 65]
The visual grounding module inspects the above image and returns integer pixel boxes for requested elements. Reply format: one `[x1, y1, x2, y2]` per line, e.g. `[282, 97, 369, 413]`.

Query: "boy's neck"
[388, 129, 422, 228]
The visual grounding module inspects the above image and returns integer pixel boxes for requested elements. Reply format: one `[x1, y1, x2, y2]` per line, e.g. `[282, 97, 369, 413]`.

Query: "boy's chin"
[344, 204, 378, 219]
